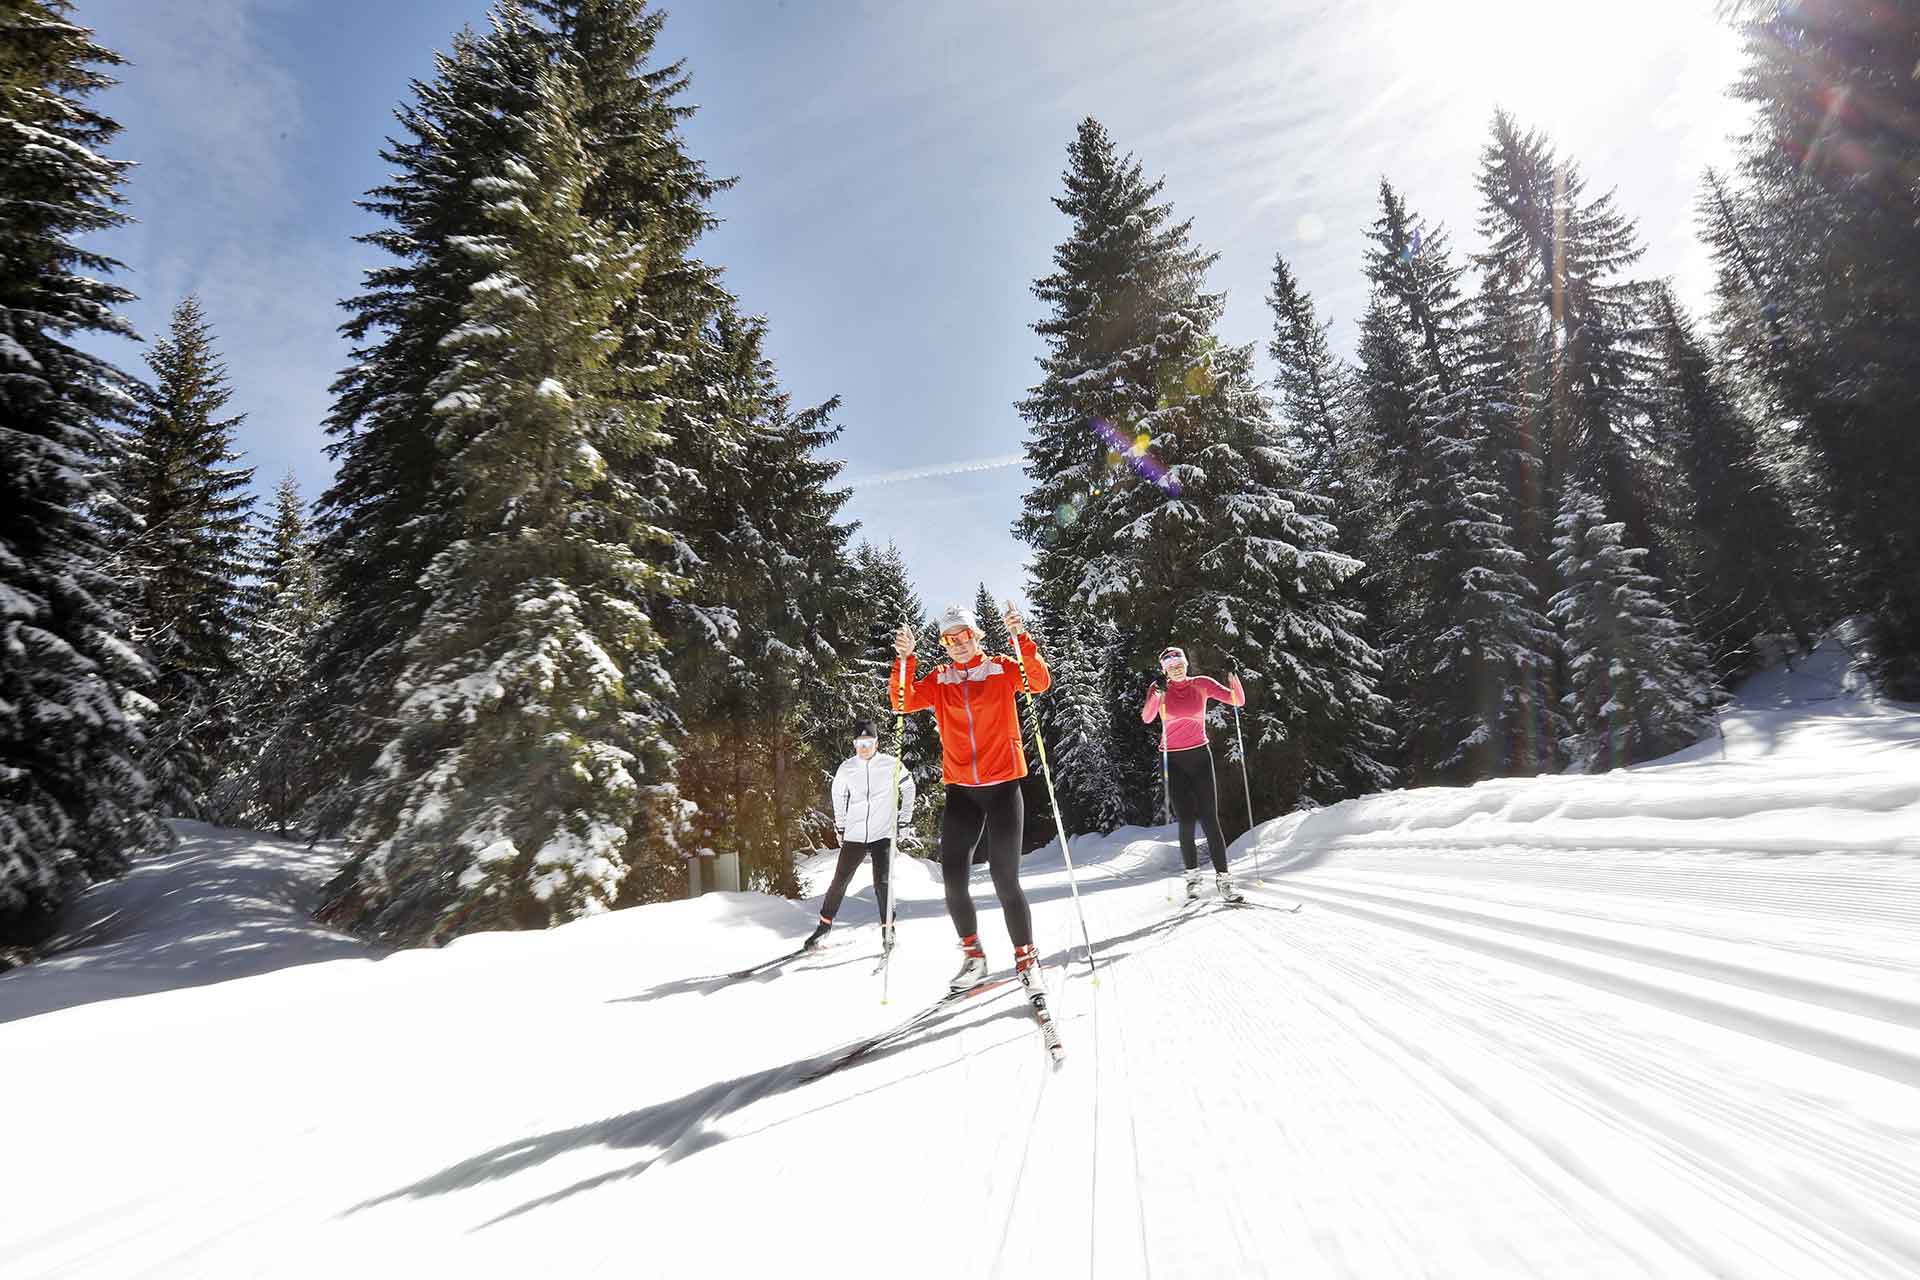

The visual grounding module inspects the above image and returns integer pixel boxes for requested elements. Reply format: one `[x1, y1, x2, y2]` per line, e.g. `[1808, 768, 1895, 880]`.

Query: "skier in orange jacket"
[892, 602, 1050, 992]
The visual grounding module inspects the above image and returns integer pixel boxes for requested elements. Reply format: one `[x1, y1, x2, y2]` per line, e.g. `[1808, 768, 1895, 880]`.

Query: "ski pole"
[1003, 599, 1099, 984]
[882, 651, 906, 1005]
[1231, 671, 1260, 883]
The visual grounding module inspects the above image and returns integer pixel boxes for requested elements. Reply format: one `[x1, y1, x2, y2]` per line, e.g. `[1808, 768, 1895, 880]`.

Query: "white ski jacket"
[831, 752, 916, 844]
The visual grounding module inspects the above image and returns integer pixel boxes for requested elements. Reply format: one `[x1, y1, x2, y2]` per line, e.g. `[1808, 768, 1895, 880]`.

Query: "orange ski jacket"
[891, 634, 1050, 786]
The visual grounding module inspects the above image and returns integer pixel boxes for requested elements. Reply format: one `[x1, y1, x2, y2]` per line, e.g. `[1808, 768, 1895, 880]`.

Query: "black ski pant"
[1167, 745, 1229, 874]
[819, 838, 893, 923]
[940, 780, 1034, 948]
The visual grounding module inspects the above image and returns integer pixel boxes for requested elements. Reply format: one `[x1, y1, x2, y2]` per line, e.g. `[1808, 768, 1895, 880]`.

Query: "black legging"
[1167, 745, 1228, 874]
[820, 839, 892, 922]
[940, 780, 1034, 947]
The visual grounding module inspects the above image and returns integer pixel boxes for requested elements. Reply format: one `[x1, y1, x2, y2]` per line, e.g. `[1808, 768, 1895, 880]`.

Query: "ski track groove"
[1220, 881, 1920, 1277]
[1300, 917, 1918, 1279]
[1282, 873, 1920, 1025]
[1239, 913, 1714, 1278]
[1271, 880, 1920, 1088]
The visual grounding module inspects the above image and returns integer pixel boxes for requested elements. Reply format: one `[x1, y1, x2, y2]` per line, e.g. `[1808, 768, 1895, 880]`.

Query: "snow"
[432, 390, 483, 414]
[2, 635, 1918, 1276]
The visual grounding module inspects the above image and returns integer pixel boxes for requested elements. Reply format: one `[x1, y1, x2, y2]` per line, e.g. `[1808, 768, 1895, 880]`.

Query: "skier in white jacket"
[806, 719, 916, 951]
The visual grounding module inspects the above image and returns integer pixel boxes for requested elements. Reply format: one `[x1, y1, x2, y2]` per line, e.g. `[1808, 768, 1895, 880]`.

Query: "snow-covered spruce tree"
[1264, 250, 1398, 801]
[1145, 342, 1394, 815]
[1474, 111, 1662, 576]
[304, 19, 542, 840]
[532, 1, 875, 888]
[971, 581, 1013, 655]
[1707, 2, 1920, 695]
[1695, 168, 1841, 569]
[847, 539, 938, 846]
[662, 305, 859, 897]
[108, 295, 255, 816]
[1644, 287, 1820, 675]
[1463, 292, 1553, 601]
[1014, 118, 1226, 826]
[330, 54, 684, 943]
[1265, 251, 1381, 570]
[1018, 119, 1391, 820]
[1046, 613, 1125, 835]
[1358, 181, 1561, 783]
[217, 472, 329, 834]
[1550, 482, 1715, 771]
[0, 1, 168, 950]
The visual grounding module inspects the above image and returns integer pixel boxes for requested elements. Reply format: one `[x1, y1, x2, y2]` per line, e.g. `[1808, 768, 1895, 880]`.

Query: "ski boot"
[948, 935, 988, 991]
[1184, 870, 1204, 904]
[804, 916, 832, 949]
[1013, 943, 1046, 995]
[1216, 873, 1245, 904]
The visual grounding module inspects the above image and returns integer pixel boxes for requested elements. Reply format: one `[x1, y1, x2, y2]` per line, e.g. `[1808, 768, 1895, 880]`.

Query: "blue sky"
[75, 0, 1750, 618]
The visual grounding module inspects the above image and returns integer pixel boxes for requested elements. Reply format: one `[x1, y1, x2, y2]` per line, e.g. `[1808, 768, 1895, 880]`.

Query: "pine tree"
[663, 305, 859, 896]
[1019, 119, 1392, 820]
[327, 45, 686, 943]
[1357, 180, 1561, 782]
[0, 1, 167, 948]
[1644, 287, 1820, 674]
[304, 18, 543, 839]
[1046, 614, 1124, 835]
[848, 540, 938, 847]
[109, 296, 256, 815]
[1265, 252, 1376, 559]
[219, 473, 328, 833]
[532, 0, 872, 888]
[1014, 117, 1223, 825]
[970, 582, 1014, 655]
[1707, 3, 1920, 695]
[1015, 118, 1221, 635]
[1550, 483, 1716, 771]
[1473, 111, 1659, 574]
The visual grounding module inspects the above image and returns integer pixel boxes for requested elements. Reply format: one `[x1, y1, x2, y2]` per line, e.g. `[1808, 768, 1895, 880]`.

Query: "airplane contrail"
[843, 453, 1025, 489]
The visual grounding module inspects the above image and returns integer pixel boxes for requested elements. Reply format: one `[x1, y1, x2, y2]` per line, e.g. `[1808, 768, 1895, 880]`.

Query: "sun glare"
[1382, 0, 1707, 134]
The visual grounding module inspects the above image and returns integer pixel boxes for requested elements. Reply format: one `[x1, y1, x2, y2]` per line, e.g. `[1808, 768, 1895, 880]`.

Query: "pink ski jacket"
[1141, 674, 1245, 752]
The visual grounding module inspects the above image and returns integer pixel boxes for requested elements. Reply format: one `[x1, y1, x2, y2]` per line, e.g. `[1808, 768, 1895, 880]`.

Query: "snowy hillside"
[4, 634, 1918, 1278]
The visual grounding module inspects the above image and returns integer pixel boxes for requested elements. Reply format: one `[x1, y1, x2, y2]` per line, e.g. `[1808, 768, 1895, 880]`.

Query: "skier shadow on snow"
[605, 949, 877, 1006]
[345, 898, 1286, 1230]
[343, 984, 1041, 1229]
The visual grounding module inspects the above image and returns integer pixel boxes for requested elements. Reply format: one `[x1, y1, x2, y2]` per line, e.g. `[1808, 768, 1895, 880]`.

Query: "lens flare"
[1091, 418, 1181, 495]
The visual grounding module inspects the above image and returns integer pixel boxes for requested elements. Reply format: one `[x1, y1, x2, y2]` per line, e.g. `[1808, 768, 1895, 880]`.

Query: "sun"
[1380, 0, 1690, 136]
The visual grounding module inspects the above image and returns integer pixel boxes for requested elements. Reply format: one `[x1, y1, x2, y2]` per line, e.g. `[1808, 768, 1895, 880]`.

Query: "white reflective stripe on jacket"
[831, 752, 916, 843]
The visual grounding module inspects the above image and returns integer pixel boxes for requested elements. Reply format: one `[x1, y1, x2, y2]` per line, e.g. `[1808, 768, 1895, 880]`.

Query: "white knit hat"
[938, 603, 981, 638]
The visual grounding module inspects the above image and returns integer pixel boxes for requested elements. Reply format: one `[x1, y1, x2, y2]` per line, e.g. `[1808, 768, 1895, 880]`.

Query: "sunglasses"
[853, 737, 878, 748]
[1160, 654, 1184, 669]
[940, 631, 974, 646]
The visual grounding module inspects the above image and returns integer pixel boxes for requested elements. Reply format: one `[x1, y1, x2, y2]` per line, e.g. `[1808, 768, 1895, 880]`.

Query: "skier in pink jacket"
[1141, 645, 1246, 903]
